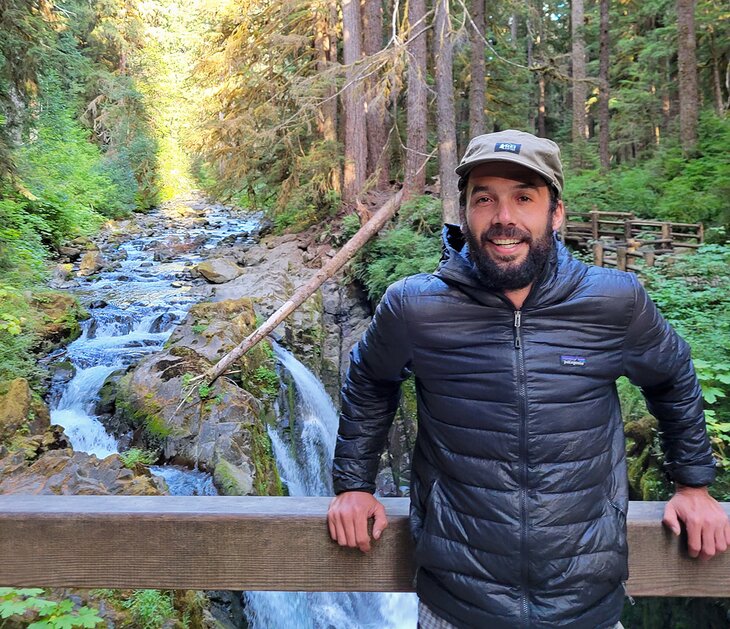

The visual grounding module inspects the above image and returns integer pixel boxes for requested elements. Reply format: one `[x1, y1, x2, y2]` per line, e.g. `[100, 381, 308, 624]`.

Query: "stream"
[47, 197, 417, 627]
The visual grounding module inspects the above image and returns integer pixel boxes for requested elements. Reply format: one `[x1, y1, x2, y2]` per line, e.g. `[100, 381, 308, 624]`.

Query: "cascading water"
[244, 344, 418, 629]
[48, 199, 259, 475]
[45, 198, 417, 626]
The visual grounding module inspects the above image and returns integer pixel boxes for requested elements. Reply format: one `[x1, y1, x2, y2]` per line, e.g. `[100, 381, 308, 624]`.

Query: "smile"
[490, 239, 523, 246]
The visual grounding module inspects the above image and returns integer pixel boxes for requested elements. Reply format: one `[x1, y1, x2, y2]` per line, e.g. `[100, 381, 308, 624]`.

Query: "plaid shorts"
[417, 600, 626, 628]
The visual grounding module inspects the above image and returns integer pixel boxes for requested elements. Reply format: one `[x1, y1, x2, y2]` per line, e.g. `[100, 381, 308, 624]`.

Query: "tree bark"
[469, 0, 486, 138]
[403, 0, 428, 202]
[314, 0, 340, 192]
[537, 73, 547, 137]
[200, 190, 403, 385]
[676, 0, 698, 153]
[342, 0, 367, 204]
[362, 0, 389, 188]
[434, 0, 460, 224]
[571, 0, 588, 167]
[598, 0, 610, 171]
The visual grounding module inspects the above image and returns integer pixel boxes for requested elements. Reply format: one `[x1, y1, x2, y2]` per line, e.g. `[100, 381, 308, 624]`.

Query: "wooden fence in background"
[561, 210, 704, 272]
[1, 496, 729, 597]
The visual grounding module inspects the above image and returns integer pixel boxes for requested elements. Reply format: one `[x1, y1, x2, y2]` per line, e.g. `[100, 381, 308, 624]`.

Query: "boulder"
[0, 378, 50, 445]
[0, 423, 161, 495]
[195, 258, 244, 284]
[77, 250, 105, 276]
[31, 292, 87, 350]
[113, 298, 280, 496]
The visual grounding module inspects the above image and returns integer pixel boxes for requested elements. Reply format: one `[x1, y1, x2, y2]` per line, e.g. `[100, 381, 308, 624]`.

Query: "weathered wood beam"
[0, 497, 728, 596]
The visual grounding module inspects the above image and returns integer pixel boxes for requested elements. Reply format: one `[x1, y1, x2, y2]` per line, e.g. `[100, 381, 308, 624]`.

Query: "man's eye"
[517, 195, 532, 202]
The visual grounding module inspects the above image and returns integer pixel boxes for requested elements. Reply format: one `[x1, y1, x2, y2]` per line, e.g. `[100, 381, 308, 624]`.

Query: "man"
[327, 130, 729, 628]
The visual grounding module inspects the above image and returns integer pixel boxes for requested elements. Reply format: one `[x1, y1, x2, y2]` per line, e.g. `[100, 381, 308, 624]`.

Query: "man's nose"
[493, 200, 516, 224]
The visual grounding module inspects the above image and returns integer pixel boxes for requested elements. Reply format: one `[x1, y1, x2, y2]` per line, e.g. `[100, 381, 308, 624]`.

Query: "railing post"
[624, 219, 633, 241]
[591, 211, 599, 240]
[698, 222, 704, 244]
[616, 245, 627, 271]
[661, 223, 672, 249]
[643, 250, 655, 268]
[593, 242, 604, 267]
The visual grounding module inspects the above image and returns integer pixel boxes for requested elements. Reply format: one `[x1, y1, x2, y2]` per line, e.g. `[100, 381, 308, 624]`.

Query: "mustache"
[478, 226, 533, 246]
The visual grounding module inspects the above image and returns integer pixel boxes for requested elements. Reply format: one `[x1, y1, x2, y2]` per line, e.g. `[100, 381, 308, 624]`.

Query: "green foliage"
[0, 588, 102, 628]
[119, 447, 158, 468]
[564, 114, 730, 227]
[251, 365, 280, 397]
[122, 590, 175, 629]
[354, 195, 443, 301]
[640, 245, 730, 485]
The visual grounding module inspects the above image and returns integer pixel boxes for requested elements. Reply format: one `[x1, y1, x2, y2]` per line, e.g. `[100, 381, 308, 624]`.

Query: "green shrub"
[354, 194, 443, 301]
[0, 587, 103, 628]
[122, 590, 175, 629]
[119, 448, 158, 468]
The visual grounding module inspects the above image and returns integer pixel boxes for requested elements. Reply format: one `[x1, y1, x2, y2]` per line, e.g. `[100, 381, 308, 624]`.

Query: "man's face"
[462, 162, 565, 291]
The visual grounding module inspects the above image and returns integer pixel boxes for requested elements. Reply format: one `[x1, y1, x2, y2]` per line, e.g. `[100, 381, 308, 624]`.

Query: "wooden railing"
[1, 496, 729, 597]
[561, 211, 704, 272]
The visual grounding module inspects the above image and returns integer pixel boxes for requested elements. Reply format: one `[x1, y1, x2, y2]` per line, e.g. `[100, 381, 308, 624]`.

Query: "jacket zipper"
[514, 310, 529, 627]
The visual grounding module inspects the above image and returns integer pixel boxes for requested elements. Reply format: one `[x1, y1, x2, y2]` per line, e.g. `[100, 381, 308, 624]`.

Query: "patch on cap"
[494, 142, 522, 155]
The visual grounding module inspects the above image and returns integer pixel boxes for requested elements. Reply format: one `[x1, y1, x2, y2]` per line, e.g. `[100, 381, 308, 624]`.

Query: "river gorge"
[0, 193, 418, 628]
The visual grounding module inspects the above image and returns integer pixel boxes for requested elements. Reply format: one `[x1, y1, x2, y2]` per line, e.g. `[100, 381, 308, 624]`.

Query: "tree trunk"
[434, 0, 460, 224]
[362, 0, 389, 188]
[676, 0, 698, 153]
[598, 0, 610, 172]
[537, 73, 546, 137]
[511, 12, 519, 45]
[469, 0, 486, 138]
[314, 1, 340, 192]
[403, 0, 428, 202]
[571, 0, 588, 167]
[200, 190, 403, 386]
[710, 33, 725, 116]
[342, 0, 367, 204]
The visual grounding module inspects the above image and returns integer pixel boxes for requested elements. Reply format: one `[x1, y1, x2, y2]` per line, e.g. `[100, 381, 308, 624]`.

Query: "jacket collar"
[434, 223, 587, 310]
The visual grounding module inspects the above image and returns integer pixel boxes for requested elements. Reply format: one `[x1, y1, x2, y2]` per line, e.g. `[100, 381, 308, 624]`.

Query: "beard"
[464, 217, 555, 291]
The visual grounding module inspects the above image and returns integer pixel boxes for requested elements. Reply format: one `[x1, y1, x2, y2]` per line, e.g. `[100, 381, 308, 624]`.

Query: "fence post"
[661, 223, 672, 249]
[591, 211, 599, 239]
[698, 223, 704, 244]
[593, 242, 604, 267]
[617, 246, 627, 271]
[624, 220, 633, 241]
[643, 250, 655, 268]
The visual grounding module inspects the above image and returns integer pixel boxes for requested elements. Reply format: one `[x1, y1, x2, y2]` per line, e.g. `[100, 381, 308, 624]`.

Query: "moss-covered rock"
[113, 297, 281, 495]
[0, 378, 50, 446]
[31, 291, 88, 351]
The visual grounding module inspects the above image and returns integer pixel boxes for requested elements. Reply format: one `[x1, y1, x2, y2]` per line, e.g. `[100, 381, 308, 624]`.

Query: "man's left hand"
[662, 485, 730, 560]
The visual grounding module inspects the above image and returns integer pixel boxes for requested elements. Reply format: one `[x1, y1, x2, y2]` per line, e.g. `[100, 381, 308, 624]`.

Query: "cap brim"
[455, 155, 560, 194]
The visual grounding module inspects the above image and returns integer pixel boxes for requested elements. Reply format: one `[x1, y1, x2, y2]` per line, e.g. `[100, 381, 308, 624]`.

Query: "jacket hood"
[434, 223, 588, 309]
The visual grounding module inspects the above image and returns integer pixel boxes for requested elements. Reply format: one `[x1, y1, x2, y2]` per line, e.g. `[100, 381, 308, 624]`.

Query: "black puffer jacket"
[333, 226, 715, 629]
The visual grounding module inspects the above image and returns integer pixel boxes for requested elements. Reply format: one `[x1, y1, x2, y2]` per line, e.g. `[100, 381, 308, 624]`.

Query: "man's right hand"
[327, 491, 388, 553]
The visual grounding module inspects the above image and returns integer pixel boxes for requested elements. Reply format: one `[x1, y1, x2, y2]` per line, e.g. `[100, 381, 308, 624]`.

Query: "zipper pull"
[514, 310, 522, 349]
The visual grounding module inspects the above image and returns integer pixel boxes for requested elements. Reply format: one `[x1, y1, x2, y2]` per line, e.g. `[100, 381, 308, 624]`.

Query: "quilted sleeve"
[332, 278, 414, 494]
[623, 275, 716, 487]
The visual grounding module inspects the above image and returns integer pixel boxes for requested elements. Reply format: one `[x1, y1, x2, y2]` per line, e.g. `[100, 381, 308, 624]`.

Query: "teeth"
[492, 239, 521, 245]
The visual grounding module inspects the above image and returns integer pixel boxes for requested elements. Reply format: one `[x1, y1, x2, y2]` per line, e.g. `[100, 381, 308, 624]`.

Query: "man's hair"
[457, 175, 559, 225]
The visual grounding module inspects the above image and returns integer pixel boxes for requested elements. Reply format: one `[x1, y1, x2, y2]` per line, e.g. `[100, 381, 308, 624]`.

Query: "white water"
[244, 345, 418, 629]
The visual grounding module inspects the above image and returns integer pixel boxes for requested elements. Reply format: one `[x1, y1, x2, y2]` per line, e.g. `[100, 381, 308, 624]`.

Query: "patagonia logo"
[494, 142, 521, 154]
[561, 355, 586, 367]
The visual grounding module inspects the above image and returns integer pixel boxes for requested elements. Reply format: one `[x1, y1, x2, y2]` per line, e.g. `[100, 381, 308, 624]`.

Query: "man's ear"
[552, 200, 565, 232]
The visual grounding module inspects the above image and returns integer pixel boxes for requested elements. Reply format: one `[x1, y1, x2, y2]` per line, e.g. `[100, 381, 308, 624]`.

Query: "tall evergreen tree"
[434, 0, 459, 224]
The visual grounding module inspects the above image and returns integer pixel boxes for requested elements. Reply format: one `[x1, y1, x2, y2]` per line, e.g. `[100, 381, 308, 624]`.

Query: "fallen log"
[200, 189, 403, 386]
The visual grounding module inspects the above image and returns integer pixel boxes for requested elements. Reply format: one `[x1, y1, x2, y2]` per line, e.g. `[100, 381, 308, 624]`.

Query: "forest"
[0, 0, 729, 627]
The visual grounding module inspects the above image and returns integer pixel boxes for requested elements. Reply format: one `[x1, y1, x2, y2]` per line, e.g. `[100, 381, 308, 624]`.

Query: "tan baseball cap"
[455, 130, 564, 196]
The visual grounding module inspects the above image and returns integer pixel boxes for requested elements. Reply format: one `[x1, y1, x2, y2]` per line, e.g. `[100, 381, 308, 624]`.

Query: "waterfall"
[244, 344, 417, 629]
